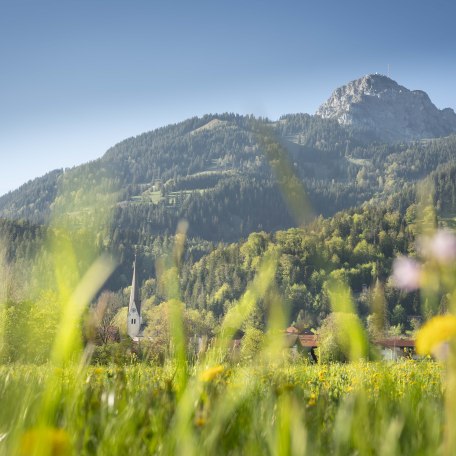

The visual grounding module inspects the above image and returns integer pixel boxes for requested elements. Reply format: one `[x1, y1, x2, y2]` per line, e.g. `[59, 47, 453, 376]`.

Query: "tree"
[88, 291, 123, 345]
[317, 312, 369, 363]
[240, 327, 264, 362]
[142, 301, 215, 363]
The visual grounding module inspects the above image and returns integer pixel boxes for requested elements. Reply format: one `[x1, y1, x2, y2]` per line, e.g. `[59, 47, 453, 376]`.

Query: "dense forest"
[1, 112, 456, 362]
[2, 161, 456, 329]
[4, 114, 456, 243]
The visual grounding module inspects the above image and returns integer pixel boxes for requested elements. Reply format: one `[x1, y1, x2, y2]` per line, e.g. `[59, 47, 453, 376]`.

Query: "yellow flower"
[199, 365, 224, 382]
[416, 315, 456, 355]
[194, 416, 206, 427]
[307, 392, 317, 406]
[20, 427, 72, 456]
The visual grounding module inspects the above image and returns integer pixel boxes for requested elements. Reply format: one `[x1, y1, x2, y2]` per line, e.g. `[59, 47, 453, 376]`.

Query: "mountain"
[0, 114, 371, 236]
[316, 74, 456, 142]
[1, 76, 456, 256]
[2, 75, 456, 327]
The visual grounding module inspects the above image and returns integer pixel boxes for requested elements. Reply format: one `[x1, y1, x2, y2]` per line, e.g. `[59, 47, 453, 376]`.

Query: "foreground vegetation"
[0, 361, 444, 455]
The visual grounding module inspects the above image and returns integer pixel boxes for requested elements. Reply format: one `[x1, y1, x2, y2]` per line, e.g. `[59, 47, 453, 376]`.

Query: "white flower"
[108, 392, 115, 408]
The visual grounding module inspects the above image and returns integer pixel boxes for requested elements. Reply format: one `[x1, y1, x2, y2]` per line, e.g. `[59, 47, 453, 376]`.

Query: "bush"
[317, 312, 369, 363]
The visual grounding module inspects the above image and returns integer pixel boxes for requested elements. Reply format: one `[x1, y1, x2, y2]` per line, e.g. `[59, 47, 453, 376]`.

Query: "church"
[127, 256, 144, 340]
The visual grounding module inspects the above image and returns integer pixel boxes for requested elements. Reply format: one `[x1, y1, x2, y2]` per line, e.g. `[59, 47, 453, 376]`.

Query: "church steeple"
[127, 254, 142, 338]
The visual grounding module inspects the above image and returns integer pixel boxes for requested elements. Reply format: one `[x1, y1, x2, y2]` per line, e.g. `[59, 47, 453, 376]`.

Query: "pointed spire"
[128, 254, 141, 316]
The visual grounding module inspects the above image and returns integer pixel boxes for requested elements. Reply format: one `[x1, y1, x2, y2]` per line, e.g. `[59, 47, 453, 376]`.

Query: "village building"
[284, 326, 415, 362]
[127, 255, 144, 341]
[375, 337, 416, 361]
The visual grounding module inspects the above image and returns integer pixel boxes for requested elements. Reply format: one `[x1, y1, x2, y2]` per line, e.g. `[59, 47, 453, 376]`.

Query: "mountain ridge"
[2, 74, 455, 205]
[1, 76, 456, 249]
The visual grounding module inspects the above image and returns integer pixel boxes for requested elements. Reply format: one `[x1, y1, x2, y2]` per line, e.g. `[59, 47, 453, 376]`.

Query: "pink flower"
[428, 230, 456, 264]
[392, 256, 421, 291]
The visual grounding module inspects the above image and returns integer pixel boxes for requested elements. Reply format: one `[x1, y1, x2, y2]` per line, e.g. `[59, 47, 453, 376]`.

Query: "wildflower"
[392, 256, 422, 291]
[307, 392, 317, 406]
[419, 230, 456, 264]
[19, 428, 72, 456]
[93, 367, 104, 376]
[108, 392, 115, 408]
[101, 391, 115, 409]
[415, 315, 456, 356]
[194, 414, 206, 427]
[199, 365, 224, 382]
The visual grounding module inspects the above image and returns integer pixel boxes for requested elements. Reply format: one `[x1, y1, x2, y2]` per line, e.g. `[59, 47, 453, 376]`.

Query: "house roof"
[298, 334, 318, 348]
[296, 334, 415, 349]
[285, 326, 299, 334]
[375, 338, 415, 348]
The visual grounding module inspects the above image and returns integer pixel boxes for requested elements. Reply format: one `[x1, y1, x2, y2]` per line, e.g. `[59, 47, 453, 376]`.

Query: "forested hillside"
[4, 160, 454, 336]
[0, 114, 369, 231]
[4, 113, 456, 252]
[2, 102, 456, 331]
[102, 165, 432, 339]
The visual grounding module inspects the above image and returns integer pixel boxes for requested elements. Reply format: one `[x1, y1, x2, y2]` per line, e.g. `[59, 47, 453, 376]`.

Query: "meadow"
[0, 361, 444, 455]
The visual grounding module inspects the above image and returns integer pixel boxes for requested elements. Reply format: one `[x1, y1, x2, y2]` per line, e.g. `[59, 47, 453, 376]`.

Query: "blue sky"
[1, 0, 456, 195]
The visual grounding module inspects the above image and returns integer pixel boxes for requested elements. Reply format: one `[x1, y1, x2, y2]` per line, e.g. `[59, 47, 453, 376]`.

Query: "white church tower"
[127, 255, 142, 339]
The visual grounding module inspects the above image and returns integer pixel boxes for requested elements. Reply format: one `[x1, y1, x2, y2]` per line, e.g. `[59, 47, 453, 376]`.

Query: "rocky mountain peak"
[316, 74, 456, 141]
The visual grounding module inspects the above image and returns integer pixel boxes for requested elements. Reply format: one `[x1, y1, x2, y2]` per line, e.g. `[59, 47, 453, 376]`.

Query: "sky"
[1, 0, 456, 196]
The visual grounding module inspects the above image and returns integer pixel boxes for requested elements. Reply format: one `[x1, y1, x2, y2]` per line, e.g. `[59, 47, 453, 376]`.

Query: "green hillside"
[2, 114, 456, 247]
[1, 112, 456, 329]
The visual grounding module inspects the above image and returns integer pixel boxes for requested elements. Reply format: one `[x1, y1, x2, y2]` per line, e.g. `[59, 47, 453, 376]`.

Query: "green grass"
[0, 361, 444, 455]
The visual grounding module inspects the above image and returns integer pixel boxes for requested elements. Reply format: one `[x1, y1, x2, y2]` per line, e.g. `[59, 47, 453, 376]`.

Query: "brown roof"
[375, 338, 415, 348]
[296, 335, 414, 349]
[298, 334, 318, 348]
[285, 326, 299, 334]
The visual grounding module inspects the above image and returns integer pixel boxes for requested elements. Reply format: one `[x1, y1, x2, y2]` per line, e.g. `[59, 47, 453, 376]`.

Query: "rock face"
[316, 74, 456, 142]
